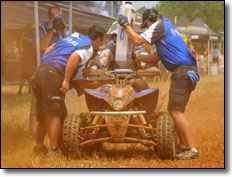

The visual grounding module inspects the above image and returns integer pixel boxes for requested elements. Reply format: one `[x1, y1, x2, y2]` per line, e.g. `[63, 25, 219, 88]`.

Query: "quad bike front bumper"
[79, 111, 157, 147]
[63, 112, 176, 160]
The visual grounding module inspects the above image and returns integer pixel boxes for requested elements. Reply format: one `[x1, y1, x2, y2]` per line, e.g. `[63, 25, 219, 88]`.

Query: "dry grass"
[1, 73, 224, 168]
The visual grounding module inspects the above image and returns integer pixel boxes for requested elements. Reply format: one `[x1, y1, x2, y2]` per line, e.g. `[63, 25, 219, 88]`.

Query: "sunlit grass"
[1, 73, 224, 168]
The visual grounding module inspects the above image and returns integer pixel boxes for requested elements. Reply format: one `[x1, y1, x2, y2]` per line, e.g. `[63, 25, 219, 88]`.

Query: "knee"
[169, 110, 183, 120]
[132, 79, 149, 92]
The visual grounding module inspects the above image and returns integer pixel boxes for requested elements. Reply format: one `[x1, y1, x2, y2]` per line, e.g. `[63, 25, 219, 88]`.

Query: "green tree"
[137, 6, 146, 15]
[156, 1, 224, 33]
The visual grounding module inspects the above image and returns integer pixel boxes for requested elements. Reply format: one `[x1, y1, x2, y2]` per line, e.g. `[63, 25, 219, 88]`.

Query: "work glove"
[42, 20, 54, 31]
[187, 71, 199, 84]
[118, 14, 129, 28]
[53, 15, 65, 31]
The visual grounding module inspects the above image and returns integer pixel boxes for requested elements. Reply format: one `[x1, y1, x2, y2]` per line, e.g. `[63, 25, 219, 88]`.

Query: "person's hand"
[53, 15, 65, 31]
[43, 20, 53, 31]
[60, 79, 69, 94]
[135, 54, 142, 63]
[118, 14, 129, 28]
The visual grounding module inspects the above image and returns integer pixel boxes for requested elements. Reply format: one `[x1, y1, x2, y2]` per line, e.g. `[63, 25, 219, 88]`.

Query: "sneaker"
[33, 144, 48, 156]
[176, 145, 189, 154]
[176, 149, 199, 160]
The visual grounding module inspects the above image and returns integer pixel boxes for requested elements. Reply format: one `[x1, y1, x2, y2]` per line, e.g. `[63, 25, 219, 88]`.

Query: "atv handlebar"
[137, 67, 160, 77]
[82, 67, 160, 79]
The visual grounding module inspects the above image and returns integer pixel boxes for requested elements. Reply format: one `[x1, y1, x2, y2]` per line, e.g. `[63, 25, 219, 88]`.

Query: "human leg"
[18, 78, 25, 95]
[169, 110, 199, 159]
[33, 120, 48, 155]
[168, 66, 199, 159]
[59, 123, 64, 146]
[31, 67, 48, 155]
[169, 110, 196, 149]
[32, 65, 67, 154]
[30, 86, 38, 134]
[28, 78, 31, 93]
[175, 123, 188, 148]
[46, 114, 61, 150]
[36, 120, 46, 144]
[30, 113, 38, 134]
[40, 65, 66, 149]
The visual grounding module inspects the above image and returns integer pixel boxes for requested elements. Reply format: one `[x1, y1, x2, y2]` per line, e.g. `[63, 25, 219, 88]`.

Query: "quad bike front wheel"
[62, 114, 82, 159]
[157, 112, 176, 160]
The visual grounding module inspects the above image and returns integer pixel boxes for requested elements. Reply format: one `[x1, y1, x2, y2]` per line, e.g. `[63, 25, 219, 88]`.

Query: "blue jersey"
[41, 34, 93, 78]
[141, 17, 197, 72]
[50, 30, 71, 46]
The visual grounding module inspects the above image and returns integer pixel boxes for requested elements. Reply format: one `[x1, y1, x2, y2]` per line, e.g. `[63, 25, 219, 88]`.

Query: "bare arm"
[136, 52, 160, 65]
[125, 26, 147, 46]
[74, 78, 114, 90]
[44, 45, 54, 55]
[40, 29, 55, 50]
[60, 52, 82, 94]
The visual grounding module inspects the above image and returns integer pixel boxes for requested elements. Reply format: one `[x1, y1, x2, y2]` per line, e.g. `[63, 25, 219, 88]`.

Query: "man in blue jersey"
[32, 25, 113, 155]
[29, 5, 71, 135]
[118, 9, 200, 160]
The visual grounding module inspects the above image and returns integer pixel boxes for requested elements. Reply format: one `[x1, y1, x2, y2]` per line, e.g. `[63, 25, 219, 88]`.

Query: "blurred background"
[1, 1, 224, 85]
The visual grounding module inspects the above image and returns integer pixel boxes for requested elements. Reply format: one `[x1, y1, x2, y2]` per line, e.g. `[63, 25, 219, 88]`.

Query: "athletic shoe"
[176, 149, 199, 160]
[175, 145, 189, 154]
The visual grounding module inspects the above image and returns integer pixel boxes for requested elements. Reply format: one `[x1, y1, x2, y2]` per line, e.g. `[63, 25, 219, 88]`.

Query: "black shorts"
[31, 64, 67, 123]
[168, 65, 199, 113]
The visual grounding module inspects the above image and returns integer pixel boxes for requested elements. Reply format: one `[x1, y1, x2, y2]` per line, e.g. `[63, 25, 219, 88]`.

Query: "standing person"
[1, 31, 6, 95]
[18, 24, 37, 95]
[32, 25, 106, 155]
[30, 5, 70, 134]
[118, 8, 199, 160]
[40, 5, 70, 55]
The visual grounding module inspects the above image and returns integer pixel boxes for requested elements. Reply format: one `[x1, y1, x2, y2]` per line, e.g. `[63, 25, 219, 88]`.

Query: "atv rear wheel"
[62, 114, 82, 159]
[157, 112, 176, 160]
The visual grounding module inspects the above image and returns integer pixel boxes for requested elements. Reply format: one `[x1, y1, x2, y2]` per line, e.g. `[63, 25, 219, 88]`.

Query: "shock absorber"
[138, 114, 147, 125]
[92, 115, 100, 126]
[132, 115, 147, 138]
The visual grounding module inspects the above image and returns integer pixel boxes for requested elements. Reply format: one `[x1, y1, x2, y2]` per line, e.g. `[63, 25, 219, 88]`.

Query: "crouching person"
[32, 25, 108, 155]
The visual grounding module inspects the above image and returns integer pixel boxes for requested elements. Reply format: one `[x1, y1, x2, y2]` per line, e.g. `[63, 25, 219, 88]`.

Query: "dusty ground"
[1, 73, 224, 168]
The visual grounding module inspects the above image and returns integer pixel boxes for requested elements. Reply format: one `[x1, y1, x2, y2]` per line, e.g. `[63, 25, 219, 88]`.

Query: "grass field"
[1, 73, 224, 168]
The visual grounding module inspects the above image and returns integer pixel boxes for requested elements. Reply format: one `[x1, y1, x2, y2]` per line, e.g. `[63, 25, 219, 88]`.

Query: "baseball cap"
[140, 9, 151, 29]
[140, 8, 161, 29]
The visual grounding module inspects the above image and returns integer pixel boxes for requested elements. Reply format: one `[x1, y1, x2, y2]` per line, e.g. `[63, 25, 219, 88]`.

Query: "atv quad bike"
[62, 68, 176, 160]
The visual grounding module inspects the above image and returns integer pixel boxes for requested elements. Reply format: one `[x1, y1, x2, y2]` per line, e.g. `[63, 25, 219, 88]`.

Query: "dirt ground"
[1, 73, 224, 168]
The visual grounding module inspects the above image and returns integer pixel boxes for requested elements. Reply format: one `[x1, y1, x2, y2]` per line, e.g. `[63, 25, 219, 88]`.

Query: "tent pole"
[69, 2, 72, 33]
[208, 39, 210, 73]
[111, 1, 114, 17]
[68, 2, 73, 114]
[34, 1, 40, 67]
[219, 41, 221, 52]
[208, 40, 210, 57]
[212, 39, 213, 49]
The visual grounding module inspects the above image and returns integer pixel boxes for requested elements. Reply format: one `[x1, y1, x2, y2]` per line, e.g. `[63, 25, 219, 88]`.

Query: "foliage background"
[137, 1, 224, 34]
